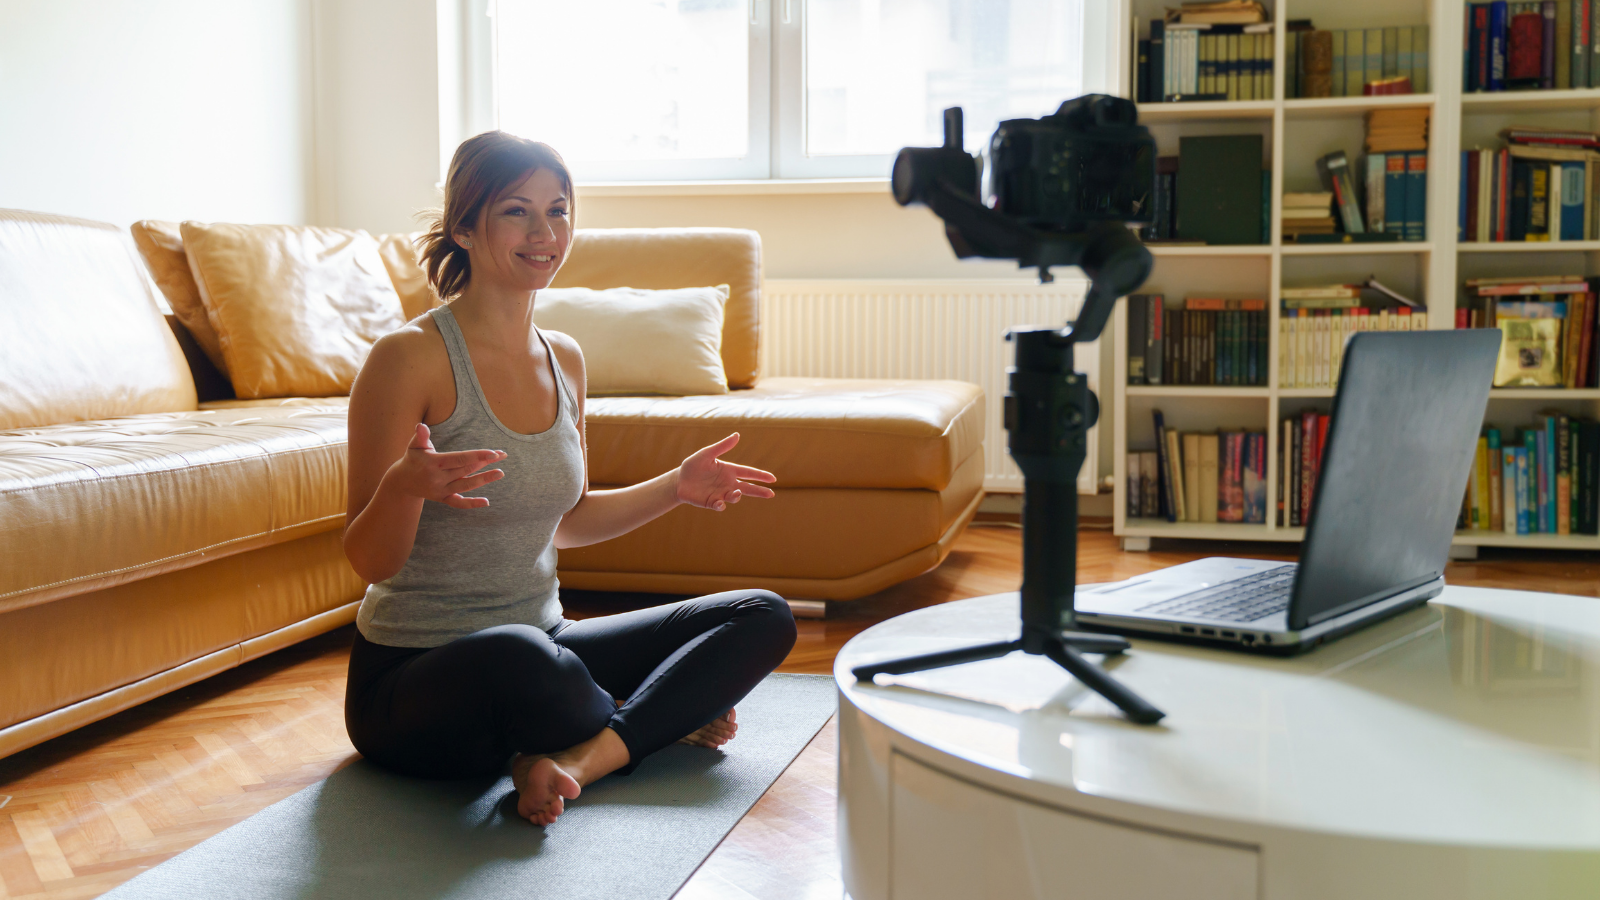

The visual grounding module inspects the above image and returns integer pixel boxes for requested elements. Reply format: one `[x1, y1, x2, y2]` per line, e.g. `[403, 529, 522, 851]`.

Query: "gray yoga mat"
[105, 673, 835, 900]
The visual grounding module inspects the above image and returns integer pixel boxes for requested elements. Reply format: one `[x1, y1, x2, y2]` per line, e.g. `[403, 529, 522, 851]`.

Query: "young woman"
[342, 131, 796, 827]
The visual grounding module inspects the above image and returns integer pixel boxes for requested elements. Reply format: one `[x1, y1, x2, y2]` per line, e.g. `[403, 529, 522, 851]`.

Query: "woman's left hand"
[676, 433, 777, 511]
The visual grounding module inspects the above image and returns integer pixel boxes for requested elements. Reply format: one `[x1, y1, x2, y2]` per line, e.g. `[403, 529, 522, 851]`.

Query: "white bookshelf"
[1111, 0, 1600, 552]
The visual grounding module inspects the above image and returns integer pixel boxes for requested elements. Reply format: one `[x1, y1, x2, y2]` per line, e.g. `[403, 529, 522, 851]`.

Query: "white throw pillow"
[532, 285, 730, 396]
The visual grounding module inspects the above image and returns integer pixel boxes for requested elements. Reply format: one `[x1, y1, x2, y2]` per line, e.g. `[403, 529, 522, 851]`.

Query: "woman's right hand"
[385, 423, 507, 508]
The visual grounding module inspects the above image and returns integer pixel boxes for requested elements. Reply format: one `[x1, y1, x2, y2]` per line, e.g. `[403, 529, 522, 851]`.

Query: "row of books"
[1455, 276, 1600, 388]
[1132, 413, 1268, 523]
[1279, 411, 1330, 527]
[1285, 25, 1432, 98]
[1279, 305, 1427, 389]
[1461, 417, 1600, 535]
[1464, 1, 1600, 93]
[1317, 148, 1429, 242]
[1458, 145, 1600, 243]
[1138, 25, 1276, 103]
[1126, 296, 1270, 386]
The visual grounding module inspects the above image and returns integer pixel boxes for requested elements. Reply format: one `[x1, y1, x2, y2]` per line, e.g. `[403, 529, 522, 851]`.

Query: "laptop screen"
[1291, 329, 1501, 630]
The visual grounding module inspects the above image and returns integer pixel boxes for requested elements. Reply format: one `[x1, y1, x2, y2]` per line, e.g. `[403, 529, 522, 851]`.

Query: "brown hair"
[418, 131, 575, 300]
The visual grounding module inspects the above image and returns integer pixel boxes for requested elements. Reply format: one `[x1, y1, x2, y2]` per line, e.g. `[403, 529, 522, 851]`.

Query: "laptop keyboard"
[1135, 567, 1296, 623]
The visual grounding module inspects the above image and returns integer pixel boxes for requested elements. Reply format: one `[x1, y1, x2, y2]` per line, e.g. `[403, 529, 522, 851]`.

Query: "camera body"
[983, 98, 1156, 230]
[891, 94, 1156, 342]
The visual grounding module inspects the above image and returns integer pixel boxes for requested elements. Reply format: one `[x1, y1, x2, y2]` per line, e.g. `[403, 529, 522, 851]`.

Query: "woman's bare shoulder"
[541, 329, 586, 392]
[353, 313, 453, 420]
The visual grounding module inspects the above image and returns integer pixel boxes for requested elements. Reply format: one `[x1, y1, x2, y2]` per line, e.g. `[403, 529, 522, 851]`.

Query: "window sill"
[574, 177, 891, 197]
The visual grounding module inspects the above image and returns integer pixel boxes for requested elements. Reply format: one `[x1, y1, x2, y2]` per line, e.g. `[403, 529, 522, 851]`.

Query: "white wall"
[311, 0, 444, 234]
[0, 0, 314, 228]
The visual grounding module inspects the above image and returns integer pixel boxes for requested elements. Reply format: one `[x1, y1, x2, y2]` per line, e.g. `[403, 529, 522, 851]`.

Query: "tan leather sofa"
[0, 209, 983, 760]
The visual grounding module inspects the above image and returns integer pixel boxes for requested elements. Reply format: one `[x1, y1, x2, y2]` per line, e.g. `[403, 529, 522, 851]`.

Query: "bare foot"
[511, 754, 581, 826]
[678, 708, 738, 749]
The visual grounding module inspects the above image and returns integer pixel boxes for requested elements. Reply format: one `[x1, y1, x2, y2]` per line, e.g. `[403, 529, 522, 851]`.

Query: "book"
[1495, 317, 1564, 386]
[1545, 0, 1559, 89]
[1385, 153, 1408, 236]
[1504, 447, 1519, 534]
[1244, 432, 1266, 524]
[1178, 134, 1264, 245]
[1126, 452, 1142, 518]
[1561, 162, 1586, 240]
[1183, 432, 1203, 522]
[1199, 433, 1220, 523]
[1153, 409, 1173, 520]
[1150, 19, 1167, 102]
[1509, 4, 1544, 86]
[1128, 295, 1147, 384]
[1491, 0, 1510, 91]
[1165, 426, 1188, 521]
[1579, 0, 1593, 86]
[1558, 414, 1573, 534]
[1318, 150, 1366, 233]
[1405, 152, 1427, 241]
[1489, 427, 1504, 531]
[1366, 153, 1387, 232]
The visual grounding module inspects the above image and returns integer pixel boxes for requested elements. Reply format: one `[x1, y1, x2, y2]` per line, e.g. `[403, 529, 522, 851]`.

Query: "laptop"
[1076, 328, 1502, 654]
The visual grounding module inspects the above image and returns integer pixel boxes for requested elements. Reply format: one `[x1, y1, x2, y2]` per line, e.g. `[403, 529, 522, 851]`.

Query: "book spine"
[1184, 432, 1203, 523]
[1128, 294, 1147, 384]
[1413, 24, 1429, 92]
[1563, 163, 1586, 240]
[1301, 409, 1318, 519]
[1546, 0, 1560, 87]
[1289, 30, 1301, 99]
[1549, 416, 1561, 532]
[1249, 432, 1267, 524]
[1128, 452, 1141, 519]
[1332, 29, 1347, 97]
[1580, 288, 1596, 389]
[1517, 445, 1532, 534]
[1385, 153, 1409, 236]
[1289, 417, 1302, 526]
[1148, 295, 1164, 385]
[1538, 420, 1552, 531]
[1138, 39, 1152, 103]
[1152, 19, 1167, 101]
[1459, 151, 1469, 242]
[1584, 421, 1599, 533]
[1365, 27, 1384, 88]
[1406, 152, 1428, 241]
[1559, 0, 1574, 87]
[1489, 428, 1504, 532]
[1492, 0, 1510, 90]
[1474, 436, 1489, 529]
[1592, 0, 1600, 85]
[1368, 153, 1387, 232]
[1559, 416, 1574, 534]
[1497, 441, 1510, 528]
[1511, 159, 1532, 240]
[1383, 26, 1399, 78]
[1152, 410, 1170, 519]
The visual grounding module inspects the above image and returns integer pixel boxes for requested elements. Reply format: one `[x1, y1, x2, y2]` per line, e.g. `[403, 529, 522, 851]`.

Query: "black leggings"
[344, 590, 796, 778]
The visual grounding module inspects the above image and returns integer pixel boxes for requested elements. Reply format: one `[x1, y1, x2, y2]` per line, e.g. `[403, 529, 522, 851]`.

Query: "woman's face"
[459, 166, 572, 294]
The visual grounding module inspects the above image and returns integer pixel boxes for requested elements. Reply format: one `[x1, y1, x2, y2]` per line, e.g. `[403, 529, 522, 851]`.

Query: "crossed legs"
[345, 590, 796, 824]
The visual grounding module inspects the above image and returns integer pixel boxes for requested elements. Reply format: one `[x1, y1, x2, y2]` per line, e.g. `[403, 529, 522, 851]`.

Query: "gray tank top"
[356, 305, 586, 648]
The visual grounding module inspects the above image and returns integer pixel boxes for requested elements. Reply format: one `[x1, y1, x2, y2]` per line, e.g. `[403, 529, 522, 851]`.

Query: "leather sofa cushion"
[377, 232, 442, 321]
[534, 286, 731, 395]
[586, 377, 984, 491]
[552, 228, 761, 389]
[181, 222, 406, 399]
[0, 405, 348, 614]
[133, 223, 440, 381]
[131, 219, 231, 376]
[0, 210, 198, 431]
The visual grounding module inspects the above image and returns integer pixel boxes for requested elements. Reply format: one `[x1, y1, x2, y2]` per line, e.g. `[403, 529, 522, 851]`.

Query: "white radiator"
[760, 279, 1095, 494]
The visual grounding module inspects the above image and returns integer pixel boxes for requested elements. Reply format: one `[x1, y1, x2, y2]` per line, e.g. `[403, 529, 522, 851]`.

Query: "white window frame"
[463, 0, 1103, 184]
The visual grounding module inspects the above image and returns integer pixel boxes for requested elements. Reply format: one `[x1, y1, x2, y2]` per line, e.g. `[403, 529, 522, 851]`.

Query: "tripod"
[851, 324, 1166, 725]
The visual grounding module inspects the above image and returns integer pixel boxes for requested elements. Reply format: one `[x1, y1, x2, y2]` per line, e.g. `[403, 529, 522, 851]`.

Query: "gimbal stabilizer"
[851, 99, 1166, 725]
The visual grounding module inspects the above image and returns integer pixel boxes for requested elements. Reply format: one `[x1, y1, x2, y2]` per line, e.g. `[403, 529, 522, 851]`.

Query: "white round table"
[835, 587, 1600, 900]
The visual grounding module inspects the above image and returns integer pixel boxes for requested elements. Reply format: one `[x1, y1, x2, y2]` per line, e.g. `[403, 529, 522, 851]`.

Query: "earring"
[460, 239, 473, 248]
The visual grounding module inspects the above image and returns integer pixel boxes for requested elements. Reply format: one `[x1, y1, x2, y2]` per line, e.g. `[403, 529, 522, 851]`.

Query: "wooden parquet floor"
[3, 522, 1599, 899]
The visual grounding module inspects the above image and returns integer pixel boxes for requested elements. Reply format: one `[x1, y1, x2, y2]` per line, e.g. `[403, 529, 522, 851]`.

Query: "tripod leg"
[851, 640, 1023, 683]
[1041, 639, 1166, 725]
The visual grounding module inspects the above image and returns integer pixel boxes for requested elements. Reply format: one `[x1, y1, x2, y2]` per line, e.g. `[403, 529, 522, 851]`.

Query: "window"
[491, 0, 1085, 182]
